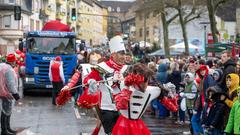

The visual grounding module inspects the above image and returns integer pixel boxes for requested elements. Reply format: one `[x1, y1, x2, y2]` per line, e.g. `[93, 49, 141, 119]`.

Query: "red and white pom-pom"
[56, 90, 72, 106]
[160, 96, 178, 112]
[124, 73, 145, 87]
[77, 88, 100, 109]
[113, 89, 132, 110]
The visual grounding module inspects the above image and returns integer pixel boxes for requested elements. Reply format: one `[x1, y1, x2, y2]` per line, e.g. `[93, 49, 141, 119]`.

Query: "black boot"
[1, 113, 15, 135]
[6, 115, 17, 134]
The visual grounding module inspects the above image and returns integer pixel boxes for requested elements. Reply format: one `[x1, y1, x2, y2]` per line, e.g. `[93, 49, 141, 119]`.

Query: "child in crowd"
[224, 87, 240, 135]
[181, 73, 197, 134]
[202, 85, 228, 135]
[225, 74, 239, 108]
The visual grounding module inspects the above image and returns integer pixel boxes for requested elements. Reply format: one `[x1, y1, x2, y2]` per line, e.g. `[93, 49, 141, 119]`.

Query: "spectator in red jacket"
[49, 56, 65, 105]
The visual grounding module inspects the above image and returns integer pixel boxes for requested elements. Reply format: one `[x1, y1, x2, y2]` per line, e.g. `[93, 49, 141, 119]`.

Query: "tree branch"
[167, 13, 179, 24]
[214, 0, 229, 10]
[185, 13, 201, 24]
[184, 7, 196, 22]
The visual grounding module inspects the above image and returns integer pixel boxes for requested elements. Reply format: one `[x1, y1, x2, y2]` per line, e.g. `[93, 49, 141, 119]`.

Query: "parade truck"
[19, 30, 78, 91]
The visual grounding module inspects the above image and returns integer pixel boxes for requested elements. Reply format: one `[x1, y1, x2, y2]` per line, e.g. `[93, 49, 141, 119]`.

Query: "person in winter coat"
[225, 73, 239, 108]
[49, 56, 65, 105]
[0, 54, 20, 135]
[167, 62, 182, 122]
[192, 65, 215, 135]
[180, 72, 197, 134]
[203, 85, 228, 135]
[219, 51, 236, 90]
[156, 63, 168, 84]
[195, 65, 216, 121]
[155, 63, 169, 118]
[224, 87, 240, 135]
[167, 62, 181, 93]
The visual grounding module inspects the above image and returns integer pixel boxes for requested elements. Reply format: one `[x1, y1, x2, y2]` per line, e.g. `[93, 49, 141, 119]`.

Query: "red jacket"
[49, 61, 65, 83]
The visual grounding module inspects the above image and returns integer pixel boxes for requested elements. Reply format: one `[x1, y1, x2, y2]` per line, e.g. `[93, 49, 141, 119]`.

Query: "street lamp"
[199, 22, 210, 56]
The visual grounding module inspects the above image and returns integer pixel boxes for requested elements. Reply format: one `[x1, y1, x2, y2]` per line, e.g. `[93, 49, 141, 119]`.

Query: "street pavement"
[11, 92, 189, 135]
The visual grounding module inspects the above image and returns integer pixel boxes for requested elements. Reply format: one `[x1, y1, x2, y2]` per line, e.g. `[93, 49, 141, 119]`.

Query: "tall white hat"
[109, 35, 126, 53]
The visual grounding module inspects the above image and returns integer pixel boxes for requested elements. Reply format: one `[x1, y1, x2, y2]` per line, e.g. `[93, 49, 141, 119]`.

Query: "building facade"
[237, 8, 240, 33]
[99, 1, 134, 39]
[135, 9, 161, 45]
[0, 0, 43, 55]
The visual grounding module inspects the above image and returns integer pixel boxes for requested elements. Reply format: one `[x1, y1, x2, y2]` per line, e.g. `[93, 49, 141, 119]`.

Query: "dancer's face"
[112, 51, 126, 65]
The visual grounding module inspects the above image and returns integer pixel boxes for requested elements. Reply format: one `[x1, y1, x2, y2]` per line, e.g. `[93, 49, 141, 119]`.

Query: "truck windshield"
[27, 37, 75, 54]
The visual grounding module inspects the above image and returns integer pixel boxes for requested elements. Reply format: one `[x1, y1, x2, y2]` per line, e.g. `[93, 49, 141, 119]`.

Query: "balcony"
[44, 8, 52, 16]
[76, 19, 82, 26]
[0, 29, 23, 40]
[67, 0, 75, 8]
[56, 12, 64, 20]
[67, 16, 72, 24]
[56, 0, 65, 5]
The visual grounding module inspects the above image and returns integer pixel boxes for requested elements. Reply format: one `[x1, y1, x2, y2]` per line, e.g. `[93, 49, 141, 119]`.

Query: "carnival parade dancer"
[83, 35, 128, 134]
[112, 63, 161, 135]
[58, 50, 103, 135]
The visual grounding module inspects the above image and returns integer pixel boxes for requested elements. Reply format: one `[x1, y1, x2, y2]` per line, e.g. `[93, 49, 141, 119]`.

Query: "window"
[18, 16, 23, 30]
[0, 17, 2, 28]
[153, 26, 158, 35]
[153, 10, 158, 17]
[139, 14, 142, 20]
[117, 7, 120, 12]
[146, 13, 150, 19]
[36, 20, 40, 30]
[146, 27, 149, 37]
[30, 19, 34, 31]
[108, 7, 112, 12]
[3, 15, 11, 28]
[139, 28, 142, 37]
[5, 0, 15, 4]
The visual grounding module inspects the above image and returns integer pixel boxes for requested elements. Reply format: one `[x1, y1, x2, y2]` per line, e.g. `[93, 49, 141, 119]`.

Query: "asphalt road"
[11, 91, 189, 135]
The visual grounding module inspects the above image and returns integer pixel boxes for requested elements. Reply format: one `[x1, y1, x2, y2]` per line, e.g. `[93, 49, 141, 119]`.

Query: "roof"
[216, 0, 240, 21]
[82, 0, 94, 6]
[99, 1, 134, 13]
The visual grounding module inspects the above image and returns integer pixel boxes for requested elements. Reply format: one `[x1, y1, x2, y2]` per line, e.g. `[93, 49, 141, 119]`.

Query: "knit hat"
[184, 72, 194, 82]
[55, 56, 62, 61]
[213, 69, 223, 81]
[6, 53, 16, 63]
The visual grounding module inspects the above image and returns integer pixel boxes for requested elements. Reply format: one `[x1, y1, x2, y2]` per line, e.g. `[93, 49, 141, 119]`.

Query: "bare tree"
[206, 0, 229, 43]
[174, 0, 205, 55]
[137, 0, 178, 57]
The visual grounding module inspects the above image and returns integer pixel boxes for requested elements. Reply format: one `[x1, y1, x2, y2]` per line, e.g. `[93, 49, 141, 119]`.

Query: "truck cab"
[21, 31, 77, 90]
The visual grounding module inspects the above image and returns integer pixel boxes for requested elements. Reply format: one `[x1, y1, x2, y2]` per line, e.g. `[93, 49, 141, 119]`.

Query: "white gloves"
[61, 86, 69, 91]
[179, 92, 185, 97]
[88, 79, 98, 94]
[113, 71, 124, 82]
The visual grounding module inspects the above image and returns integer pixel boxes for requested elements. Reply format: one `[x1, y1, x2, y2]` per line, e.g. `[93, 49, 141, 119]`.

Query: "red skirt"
[77, 88, 100, 109]
[112, 115, 151, 135]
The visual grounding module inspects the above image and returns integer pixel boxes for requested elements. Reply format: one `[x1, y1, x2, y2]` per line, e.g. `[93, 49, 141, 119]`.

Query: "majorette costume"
[56, 36, 128, 134]
[112, 73, 161, 135]
[83, 35, 128, 134]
